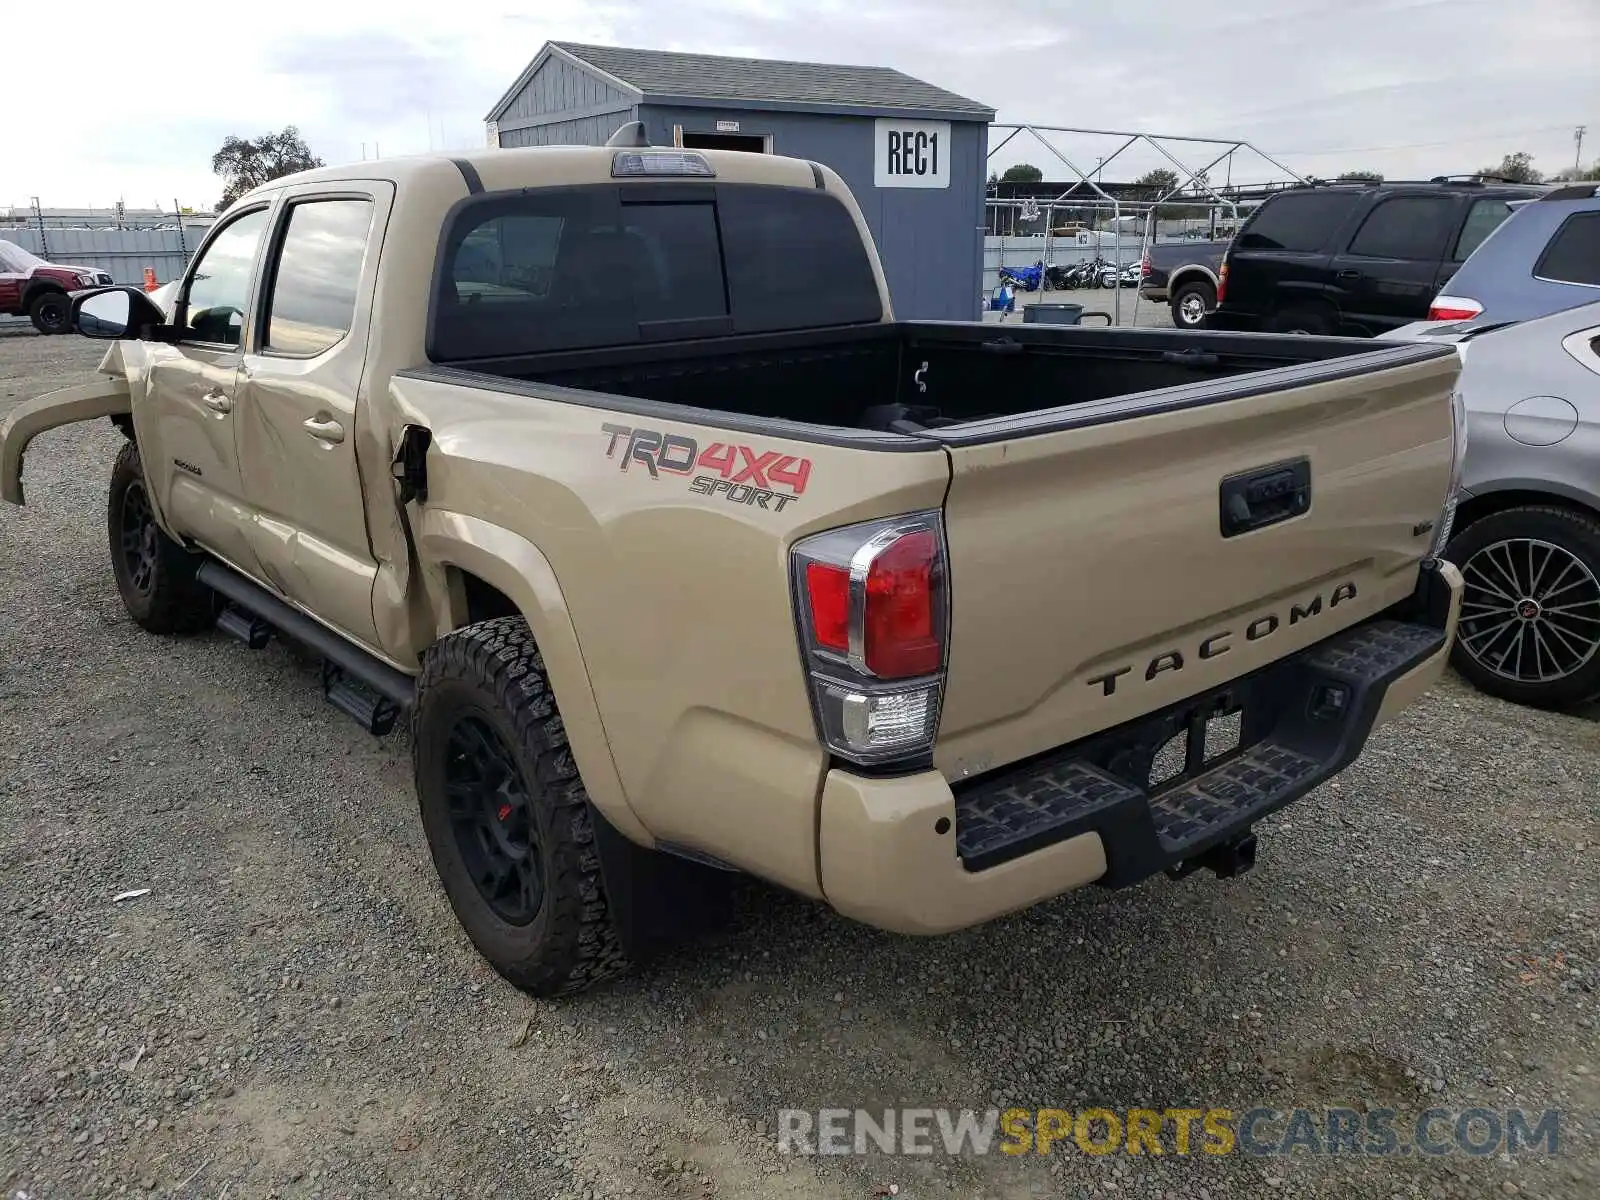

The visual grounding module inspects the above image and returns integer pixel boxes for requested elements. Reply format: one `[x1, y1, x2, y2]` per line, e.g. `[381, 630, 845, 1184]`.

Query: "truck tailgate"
[931, 347, 1459, 779]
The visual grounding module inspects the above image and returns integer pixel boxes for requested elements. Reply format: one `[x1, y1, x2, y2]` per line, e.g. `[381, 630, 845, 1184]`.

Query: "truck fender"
[1, 377, 131, 505]
[415, 508, 653, 846]
[1168, 264, 1220, 292]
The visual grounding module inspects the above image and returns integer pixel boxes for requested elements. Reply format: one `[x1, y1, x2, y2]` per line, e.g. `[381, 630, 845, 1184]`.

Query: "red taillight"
[1216, 261, 1228, 304]
[1141, 253, 1151, 277]
[1427, 295, 1483, 322]
[805, 561, 850, 653]
[863, 530, 940, 677]
[791, 513, 948, 765]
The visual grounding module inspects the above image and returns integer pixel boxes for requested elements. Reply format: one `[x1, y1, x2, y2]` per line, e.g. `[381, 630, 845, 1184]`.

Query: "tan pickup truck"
[1, 128, 1465, 996]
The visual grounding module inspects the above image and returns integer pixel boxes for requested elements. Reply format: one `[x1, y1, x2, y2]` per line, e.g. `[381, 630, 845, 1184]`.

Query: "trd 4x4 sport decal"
[601, 423, 812, 512]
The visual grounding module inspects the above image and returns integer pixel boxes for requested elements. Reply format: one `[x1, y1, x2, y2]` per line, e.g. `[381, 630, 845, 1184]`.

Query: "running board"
[196, 560, 416, 733]
[216, 605, 272, 649]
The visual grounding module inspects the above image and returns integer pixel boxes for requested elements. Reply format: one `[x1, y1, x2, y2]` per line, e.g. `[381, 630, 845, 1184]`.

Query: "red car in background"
[0, 239, 114, 334]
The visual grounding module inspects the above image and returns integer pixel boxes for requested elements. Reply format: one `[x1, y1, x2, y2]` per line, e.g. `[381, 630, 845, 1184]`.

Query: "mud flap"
[1, 377, 132, 505]
[588, 804, 740, 962]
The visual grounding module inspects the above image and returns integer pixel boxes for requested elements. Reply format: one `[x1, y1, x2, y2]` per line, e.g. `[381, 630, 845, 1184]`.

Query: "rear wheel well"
[454, 569, 520, 627]
[1454, 489, 1600, 537]
[1168, 271, 1216, 298]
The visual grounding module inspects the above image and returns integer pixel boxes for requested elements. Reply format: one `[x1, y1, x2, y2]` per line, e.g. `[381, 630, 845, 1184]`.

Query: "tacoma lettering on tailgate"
[1087, 582, 1360, 697]
[601, 422, 812, 512]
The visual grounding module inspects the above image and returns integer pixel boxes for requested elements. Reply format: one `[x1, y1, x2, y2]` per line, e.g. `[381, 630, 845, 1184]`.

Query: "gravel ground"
[1, 332, 1596, 1200]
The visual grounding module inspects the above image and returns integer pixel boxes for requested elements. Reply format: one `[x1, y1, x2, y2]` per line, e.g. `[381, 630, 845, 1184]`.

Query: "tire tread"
[412, 616, 627, 997]
[108, 442, 216, 635]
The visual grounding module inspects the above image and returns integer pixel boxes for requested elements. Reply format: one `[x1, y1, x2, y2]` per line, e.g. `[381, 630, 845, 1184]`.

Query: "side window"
[264, 199, 375, 355]
[183, 208, 270, 346]
[1535, 212, 1600, 286]
[1453, 198, 1514, 261]
[1346, 196, 1455, 261]
[1235, 192, 1360, 252]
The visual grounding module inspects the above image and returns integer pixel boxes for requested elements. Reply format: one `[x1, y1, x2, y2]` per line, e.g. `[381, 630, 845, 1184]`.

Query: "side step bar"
[196, 560, 416, 733]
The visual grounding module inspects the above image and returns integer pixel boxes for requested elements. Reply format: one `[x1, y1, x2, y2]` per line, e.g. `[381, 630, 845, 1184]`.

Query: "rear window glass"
[1236, 192, 1360, 252]
[624, 203, 728, 323]
[1346, 196, 1455, 261]
[1453, 198, 1514, 261]
[1535, 212, 1600, 286]
[430, 183, 882, 362]
[717, 187, 883, 333]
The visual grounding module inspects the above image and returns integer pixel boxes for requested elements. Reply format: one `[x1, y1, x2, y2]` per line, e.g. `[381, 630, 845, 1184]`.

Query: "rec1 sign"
[874, 118, 951, 189]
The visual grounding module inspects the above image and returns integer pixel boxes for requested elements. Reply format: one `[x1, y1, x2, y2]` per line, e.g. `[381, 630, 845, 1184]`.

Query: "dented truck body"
[0, 136, 1464, 993]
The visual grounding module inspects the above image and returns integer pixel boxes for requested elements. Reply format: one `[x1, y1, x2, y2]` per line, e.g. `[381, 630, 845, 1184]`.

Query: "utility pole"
[1577, 125, 1587, 173]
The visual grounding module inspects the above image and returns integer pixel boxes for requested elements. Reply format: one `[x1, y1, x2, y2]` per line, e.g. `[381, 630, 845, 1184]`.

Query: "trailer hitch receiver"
[1165, 830, 1258, 881]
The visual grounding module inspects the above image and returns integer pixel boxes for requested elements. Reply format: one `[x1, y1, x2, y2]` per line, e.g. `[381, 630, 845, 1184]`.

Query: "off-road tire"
[1268, 306, 1335, 336]
[1170, 279, 1215, 329]
[107, 442, 217, 634]
[412, 617, 627, 997]
[1445, 505, 1600, 709]
[28, 291, 71, 335]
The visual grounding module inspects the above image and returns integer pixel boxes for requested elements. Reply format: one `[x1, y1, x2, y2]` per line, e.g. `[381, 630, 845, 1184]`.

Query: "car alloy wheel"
[444, 714, 545, 925]
[1457, 537, 1600, 685]
[1179, 292, 1207, 326]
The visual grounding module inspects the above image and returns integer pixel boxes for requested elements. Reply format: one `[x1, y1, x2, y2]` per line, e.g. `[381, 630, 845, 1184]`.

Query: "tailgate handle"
[1219, 458, 1311, 538]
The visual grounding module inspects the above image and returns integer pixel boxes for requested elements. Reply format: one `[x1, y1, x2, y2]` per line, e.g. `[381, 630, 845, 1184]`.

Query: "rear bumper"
[818, 560, 1460, 935]
[1139, 284, 1169, 302]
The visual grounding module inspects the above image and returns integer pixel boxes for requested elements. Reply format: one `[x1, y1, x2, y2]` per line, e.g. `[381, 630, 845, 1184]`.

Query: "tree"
[1135, 168, 1181, 197]
[999, 163, 1044, 184]
[1553, 160, 1600, 182]
[1475, 151, 1542, 184]
[213, 126, 325, 209]
[1335, 170, 1384, 184]
[1134, 167, 1210, 221]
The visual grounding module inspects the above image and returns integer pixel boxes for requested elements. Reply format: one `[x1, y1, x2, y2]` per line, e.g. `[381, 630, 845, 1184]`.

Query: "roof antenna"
[605, 121, 651, 148]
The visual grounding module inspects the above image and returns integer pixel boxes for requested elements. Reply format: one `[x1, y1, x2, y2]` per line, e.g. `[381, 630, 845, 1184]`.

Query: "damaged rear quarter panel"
[390, 371, 950, 895]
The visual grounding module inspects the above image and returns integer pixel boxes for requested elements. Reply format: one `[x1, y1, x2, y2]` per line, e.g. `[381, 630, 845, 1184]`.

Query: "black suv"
[1210, 179, 1546, 336]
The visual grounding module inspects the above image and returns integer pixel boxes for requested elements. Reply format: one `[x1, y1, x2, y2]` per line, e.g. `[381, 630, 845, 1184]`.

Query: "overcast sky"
[5, 0, 1595, 211]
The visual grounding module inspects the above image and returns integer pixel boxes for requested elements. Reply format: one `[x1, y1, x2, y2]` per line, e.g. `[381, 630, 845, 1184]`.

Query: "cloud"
[4, 0, 1595, 210]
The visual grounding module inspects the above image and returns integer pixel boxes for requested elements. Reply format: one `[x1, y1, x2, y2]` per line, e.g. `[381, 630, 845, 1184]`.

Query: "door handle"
[1335, 269, 1362, 281]
[302, 415, 345, 445]
[202, 390, 233, 414]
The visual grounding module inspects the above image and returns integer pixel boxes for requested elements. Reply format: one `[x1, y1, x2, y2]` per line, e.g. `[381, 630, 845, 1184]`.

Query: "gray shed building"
[484, 42, 995, 321]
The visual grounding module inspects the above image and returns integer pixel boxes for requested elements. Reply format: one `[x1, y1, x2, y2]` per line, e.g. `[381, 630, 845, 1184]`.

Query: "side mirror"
[71, 286, 171, 341]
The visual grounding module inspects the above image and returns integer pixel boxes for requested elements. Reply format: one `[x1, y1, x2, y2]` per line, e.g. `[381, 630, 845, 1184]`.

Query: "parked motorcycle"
[1043, 263, 1075, 290]
[998, 262, 1044, 292]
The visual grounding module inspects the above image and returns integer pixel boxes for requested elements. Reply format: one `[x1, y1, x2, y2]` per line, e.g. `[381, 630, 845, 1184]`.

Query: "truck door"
[234, 185, 392, 649]
[137, 205, 274, 576]
[1328, 194, 1457, 334]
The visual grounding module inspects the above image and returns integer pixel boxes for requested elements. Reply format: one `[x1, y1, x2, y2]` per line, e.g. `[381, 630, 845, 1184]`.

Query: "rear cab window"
[430, 183, 883, 362]
[1235, 192, 1362, 252]
[1535, 211, 1600, 286]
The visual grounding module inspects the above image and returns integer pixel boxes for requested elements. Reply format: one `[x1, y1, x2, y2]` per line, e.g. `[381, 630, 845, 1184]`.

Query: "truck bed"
[419, 321, 1450, 438]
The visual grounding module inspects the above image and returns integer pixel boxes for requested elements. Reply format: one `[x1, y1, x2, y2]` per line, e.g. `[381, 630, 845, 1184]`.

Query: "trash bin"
[1021, 303, 1112, 326]
[1023, 302, 1084, 325]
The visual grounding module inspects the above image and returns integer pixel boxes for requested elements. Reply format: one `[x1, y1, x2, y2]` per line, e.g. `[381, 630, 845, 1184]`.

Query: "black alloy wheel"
[444, 714, 545, 925]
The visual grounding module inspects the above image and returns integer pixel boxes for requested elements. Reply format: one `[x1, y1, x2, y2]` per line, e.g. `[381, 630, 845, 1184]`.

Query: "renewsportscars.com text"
[776, 1107, 1561, 1158]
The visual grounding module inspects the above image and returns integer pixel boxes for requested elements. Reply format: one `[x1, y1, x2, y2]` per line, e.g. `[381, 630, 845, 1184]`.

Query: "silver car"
[1387, 302, 1600, 707]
